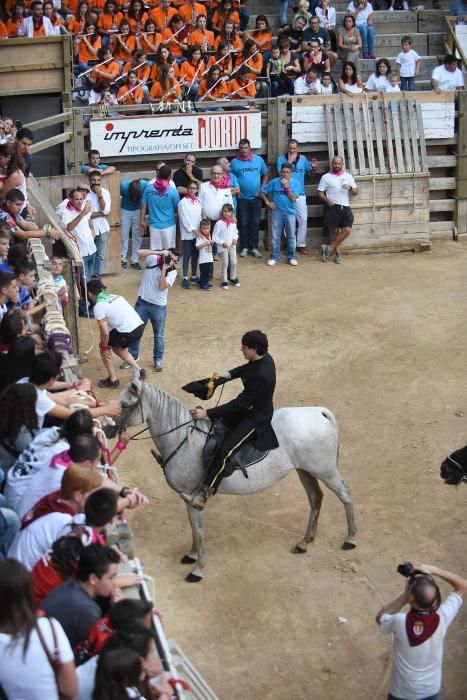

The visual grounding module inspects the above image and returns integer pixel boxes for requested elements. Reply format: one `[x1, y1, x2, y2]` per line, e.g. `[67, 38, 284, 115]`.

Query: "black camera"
[164, 254, 172, 265]
[397, 561, 422, 581]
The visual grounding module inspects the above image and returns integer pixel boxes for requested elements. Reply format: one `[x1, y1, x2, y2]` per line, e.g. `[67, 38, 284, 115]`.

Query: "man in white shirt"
[376, 563, 467, 700]
[431, 54, 465, 93]
[317, 155, 358, 264]
[57, 188, 96, 316]
[294, 67, 322, 95]
[17, 0, 55, 37]
[126, 250, 177, 372]
[86, 170, 111, 280]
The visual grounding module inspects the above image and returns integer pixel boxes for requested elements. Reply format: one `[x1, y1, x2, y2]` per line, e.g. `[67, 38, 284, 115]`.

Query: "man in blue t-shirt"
[81, 149, 116, 177]
[120, 178, 148, 270]
[141, 165, 180, 251]
[260, 163, 300, 266]
[230, 139, 268, 259]
[277, 139, 318, 255]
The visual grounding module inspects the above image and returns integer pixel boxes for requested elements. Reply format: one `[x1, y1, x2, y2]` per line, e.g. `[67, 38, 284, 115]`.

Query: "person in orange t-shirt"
[0, 21, 8, 39]
[227, 65, 256, 98]
[160, 15, 189, 61]
[126, 0, 148, 33]
[44, 1, 68, 32]
[149, 44, 180, 81]
[198, 65, 228, 100]
[239, 38, 268, 96]
[88, 47, 121, 88]
[62, 0, 80, 17]
[211, 0, 240, 35]
[67, 1, 92, 35]
[178, 0, 207, 33]
[97, 0, 123, 40]
[179, 45, 205, 99]
[207, 41, 233, 76]
[188, 15, 215, 54]
[117, 70, 144, 104]
[136, 19, 162, 55]
[110, 18, 136, 64]
[214, 19, 242, 55]
[74, 21, 102, 69]
[90, 0, 106, 14]
[149, 0, 177, 32]
[6, 3, 25, 37]
[241, 15, 272, 59]
[149, 64, 182, 103]
[123, 50, 150, 83]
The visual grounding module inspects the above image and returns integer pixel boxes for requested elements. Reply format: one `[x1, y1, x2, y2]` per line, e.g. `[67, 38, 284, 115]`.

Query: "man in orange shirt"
[179, 0, 207, 33]
[150, 0, 177, 31]
[17, 1, 55, 37]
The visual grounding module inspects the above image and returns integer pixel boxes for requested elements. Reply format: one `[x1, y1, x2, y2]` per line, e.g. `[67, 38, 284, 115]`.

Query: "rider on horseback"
[181, 330, 279, 510]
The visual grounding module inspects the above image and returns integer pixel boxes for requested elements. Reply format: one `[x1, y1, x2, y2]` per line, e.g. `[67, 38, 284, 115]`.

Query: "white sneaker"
[119, 357, 139, 369]
[240, 248, 248, 257]
[267, 259, 277, 266]
[289, 258, 298, 266]
[389, 5, 394, 9]
[250, 248, 262, 258]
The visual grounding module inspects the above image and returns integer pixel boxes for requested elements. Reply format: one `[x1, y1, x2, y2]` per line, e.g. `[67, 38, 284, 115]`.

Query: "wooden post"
[455, 91, 467, 236]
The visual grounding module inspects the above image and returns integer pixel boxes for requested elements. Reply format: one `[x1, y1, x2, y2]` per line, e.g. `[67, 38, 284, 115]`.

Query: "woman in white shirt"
[178, 182, 202, 289]
[0, 558, 77, 700]
[365, 57, 391, 92]
[316, 0, 337, 51]
[86, 279, 146, 389]
[338, 61, 364, 95]
[347, 0, 375, 58]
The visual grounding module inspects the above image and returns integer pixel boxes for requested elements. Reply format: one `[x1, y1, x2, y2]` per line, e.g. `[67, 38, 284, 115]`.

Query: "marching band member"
[149, 64, 182, 102]
[211, 0, 240, 35]
[87, 46, 121, 88]
[227, 65, 255, 98]
[198, 64, 228, 100]
[188, 14, 215, 54]
[179, 0, 207, 34]
[149, 0, 176, 32]
[66, 1, 92, 35]
[74, 20, 101, 71]
[149, 43, 180, 81]
[136, 18, 162, 56]
[161, 14, 189, 64]
[97, 0, 122, 42]
[126, 0, 148, 33]
[110, 18, 136, 65]
[241, 14, 272, 60]
[180, 44, 205, 100]
[206, 40, 233, 76]
[214, 18, 242, 54]
[117, 69, 144, 104]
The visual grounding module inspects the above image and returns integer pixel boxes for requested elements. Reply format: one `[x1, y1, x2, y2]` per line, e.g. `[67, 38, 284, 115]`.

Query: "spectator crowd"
[0, 0, 464, 104]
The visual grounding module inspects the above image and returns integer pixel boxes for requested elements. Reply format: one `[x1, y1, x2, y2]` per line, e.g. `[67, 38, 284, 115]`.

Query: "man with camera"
[376, 562, 467, 700]
[126, 248, 177, 373]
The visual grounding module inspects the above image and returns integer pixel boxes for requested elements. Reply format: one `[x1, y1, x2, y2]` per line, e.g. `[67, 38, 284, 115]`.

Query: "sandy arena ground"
[82, 241, 467, 700]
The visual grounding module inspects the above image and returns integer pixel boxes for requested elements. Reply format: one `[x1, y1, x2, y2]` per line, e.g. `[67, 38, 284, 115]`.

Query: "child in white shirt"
[50, 256, 69, 309]
[178, 183, 202, 288]
[396, 36, 420, 91]
[196, 219, 214, 292]
[386, 72, 401, 93]
[212, 203, 240, 290]
[320, 72, 334, 95]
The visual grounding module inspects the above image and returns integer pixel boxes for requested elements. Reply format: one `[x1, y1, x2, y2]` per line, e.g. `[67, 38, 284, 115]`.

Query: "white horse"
[119, 378, 358, 582]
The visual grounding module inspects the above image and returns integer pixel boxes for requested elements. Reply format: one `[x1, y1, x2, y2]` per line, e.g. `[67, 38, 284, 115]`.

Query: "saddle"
[203, 419, 268, 478]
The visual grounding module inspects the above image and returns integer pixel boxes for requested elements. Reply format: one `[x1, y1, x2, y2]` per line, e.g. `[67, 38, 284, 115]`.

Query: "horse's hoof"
[180, 554, 197, 565]
[342, 541, 357, 550]
[291, 544, 307, 554]
[185, 572, 203, 583]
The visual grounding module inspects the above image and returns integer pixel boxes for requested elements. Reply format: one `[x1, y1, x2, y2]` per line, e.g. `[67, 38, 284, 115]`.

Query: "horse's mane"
[143, 382, 211, 431]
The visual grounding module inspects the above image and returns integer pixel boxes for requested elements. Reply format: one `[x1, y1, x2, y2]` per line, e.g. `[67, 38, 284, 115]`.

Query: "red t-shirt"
[31, 557, 64, 606]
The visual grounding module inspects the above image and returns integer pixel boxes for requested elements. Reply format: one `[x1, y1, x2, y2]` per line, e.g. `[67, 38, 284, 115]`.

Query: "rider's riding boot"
[180, 487, 212, 511]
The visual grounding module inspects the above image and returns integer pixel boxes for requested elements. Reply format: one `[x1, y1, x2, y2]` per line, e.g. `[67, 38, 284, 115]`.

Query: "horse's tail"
[321, 408, 339, 465]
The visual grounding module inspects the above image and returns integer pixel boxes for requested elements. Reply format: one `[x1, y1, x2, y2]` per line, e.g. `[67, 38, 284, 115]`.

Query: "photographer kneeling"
[126, 249, 177, 373]
[376, 562, 467, 700]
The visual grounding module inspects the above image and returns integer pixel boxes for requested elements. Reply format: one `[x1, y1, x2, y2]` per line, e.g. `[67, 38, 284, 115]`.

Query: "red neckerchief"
[405, 610, 440, 647]
[329, 168, 345, 176]
[236, 151, 253, 161]
[66, 200, 81, 212]
[199, 231, 211, 241]
[154, 177, 169, 195]
[209, 179, 224, 189]
[21, 491, 75, 530]
[185, 194, 200, 202]
[219, 215, 233, 227]
[219, 173, 230, 188]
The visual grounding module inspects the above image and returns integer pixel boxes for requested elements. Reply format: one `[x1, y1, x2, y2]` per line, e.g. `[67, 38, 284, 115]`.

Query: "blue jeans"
[357, 23, 375, 54]
[388, 695, 439, 700]
[400, 76, 415, 91]
[270, 209, 296, 261]
[92, 230, 109, 279]
[79, 252, 97, 313]
[279, 0, 292, 24]
[237, 197, 262, 251]
[128, 298, 167, 363]
[238, 6, 249, 30]
[0, 494, 20, 558]
[182, 239, 199, 278]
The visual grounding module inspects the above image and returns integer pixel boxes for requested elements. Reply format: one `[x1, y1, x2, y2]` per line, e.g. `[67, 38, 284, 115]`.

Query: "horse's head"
[119, 372, 147, 429]
[440, 444, 467, 485]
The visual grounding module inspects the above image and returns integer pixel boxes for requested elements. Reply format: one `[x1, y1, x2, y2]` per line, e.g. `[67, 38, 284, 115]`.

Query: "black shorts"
[324, 204, 354, 231]
[108, 324, 144, 349]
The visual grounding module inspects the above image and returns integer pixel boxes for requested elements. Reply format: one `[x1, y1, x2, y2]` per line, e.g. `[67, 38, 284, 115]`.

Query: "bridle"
[119, 380, 210, 470]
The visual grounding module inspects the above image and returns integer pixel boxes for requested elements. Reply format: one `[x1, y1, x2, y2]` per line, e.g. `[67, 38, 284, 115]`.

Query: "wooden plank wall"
[0, 36, 73, 96]
[35, 172, 121, 275]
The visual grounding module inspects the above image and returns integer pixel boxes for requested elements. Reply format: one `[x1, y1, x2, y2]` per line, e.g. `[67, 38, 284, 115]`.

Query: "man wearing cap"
[181, 330, 279, 511]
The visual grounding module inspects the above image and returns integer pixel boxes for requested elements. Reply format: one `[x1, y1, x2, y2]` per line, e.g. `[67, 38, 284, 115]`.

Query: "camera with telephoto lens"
[397, 561, 423, 582]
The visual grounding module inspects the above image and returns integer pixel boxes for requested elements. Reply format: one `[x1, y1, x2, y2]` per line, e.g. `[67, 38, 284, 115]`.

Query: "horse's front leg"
[183, 503, 207, 582]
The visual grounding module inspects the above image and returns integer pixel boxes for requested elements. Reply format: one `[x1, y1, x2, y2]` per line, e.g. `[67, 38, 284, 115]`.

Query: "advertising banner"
[89, 111, 262, 157]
